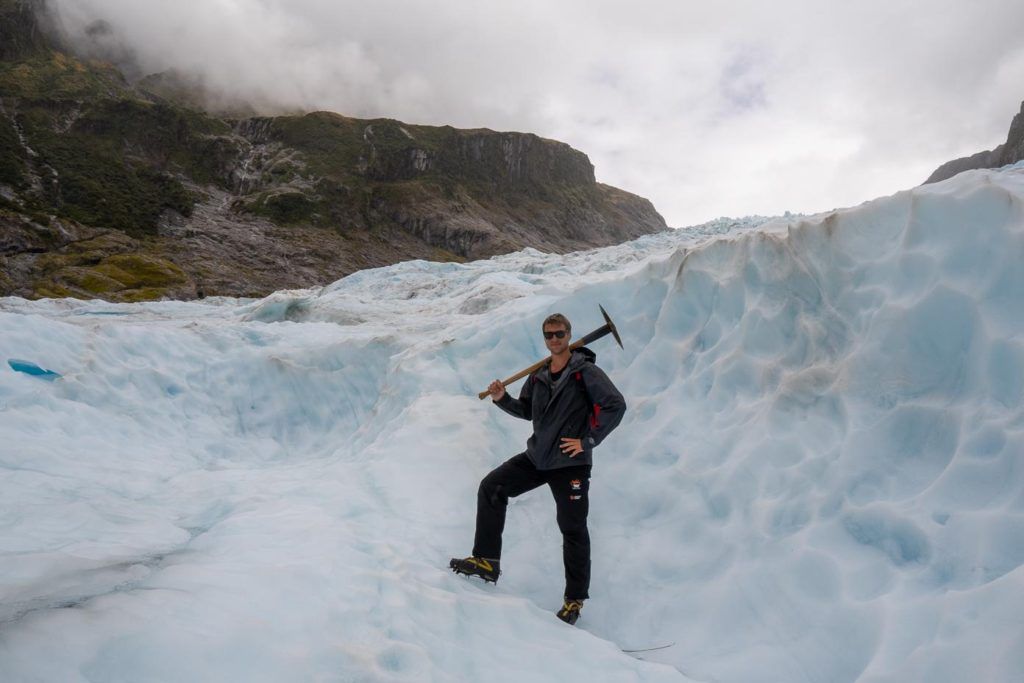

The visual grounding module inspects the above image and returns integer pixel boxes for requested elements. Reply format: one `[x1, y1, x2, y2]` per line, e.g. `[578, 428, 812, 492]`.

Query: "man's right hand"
[488, 379, 506, 401]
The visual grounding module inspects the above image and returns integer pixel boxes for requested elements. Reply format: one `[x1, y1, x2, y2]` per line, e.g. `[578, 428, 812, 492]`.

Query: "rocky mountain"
[0, 0, 667, 301]
[925, 100, 1024, 184]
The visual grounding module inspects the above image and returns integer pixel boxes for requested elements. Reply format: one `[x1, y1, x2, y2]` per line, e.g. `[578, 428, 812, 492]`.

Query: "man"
[450, 313, 626, 625]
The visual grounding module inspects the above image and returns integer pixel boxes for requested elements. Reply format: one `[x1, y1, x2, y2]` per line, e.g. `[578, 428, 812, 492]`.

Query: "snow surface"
[1, 168, 1024, 682]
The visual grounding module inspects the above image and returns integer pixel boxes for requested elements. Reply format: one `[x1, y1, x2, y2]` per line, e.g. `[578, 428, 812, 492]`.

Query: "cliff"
[925, 100, 1024, 184]
[0, 1, 667, 301]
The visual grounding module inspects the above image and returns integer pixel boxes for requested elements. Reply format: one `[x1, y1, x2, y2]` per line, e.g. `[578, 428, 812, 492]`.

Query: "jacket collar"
[538, 348, 593, 386]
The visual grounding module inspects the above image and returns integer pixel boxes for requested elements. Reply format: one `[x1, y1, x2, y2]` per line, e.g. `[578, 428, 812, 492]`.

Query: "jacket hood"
[569, 347, 597, 367]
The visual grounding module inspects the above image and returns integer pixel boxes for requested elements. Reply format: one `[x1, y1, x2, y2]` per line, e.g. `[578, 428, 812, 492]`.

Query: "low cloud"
[49, 0, 1024, 226]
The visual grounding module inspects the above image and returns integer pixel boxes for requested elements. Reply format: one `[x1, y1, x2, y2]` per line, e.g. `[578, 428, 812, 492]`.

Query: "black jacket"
[494, 347, 626, 470]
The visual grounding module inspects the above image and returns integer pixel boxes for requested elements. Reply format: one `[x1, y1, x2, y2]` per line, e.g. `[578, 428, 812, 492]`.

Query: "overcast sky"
[50, 0, 1024, 227]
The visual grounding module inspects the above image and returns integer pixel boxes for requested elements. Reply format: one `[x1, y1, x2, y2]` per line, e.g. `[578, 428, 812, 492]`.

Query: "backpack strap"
[574, 371, 601, 429]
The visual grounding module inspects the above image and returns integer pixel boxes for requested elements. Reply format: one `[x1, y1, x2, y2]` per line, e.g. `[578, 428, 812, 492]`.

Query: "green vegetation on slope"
[0, 109, 26, 186]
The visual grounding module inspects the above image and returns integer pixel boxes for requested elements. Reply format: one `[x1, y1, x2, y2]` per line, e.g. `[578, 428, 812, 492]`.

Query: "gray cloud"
[49, 0, 1024, 227]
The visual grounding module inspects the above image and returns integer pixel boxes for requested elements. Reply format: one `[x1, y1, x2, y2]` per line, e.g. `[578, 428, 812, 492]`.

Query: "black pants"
[473, 453, 592, 600]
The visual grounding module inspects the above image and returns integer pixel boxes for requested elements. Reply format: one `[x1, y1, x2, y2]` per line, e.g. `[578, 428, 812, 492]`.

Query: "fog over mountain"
[48, 0, 1024, 227]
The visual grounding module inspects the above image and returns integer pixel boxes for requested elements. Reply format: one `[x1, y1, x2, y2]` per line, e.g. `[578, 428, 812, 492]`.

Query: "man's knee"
[556, 510, 590, 539]
[478, 477, 507, 508]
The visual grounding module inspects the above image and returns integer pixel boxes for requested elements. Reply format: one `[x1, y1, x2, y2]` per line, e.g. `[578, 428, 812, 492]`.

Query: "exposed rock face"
[0, 0, 49, 60]
[0, 3, 667, 301]
[925, 101, 1024, 184]
[1002, 102, 1024, 164]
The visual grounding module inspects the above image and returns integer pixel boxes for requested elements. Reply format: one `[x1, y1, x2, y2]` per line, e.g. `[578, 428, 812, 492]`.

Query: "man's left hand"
[560, 438, 584, 458]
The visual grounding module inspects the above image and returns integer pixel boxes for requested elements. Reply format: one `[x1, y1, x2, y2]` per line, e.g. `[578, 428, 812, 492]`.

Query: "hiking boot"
[556, 599, 584, 625]
[449, 556, 500, 583]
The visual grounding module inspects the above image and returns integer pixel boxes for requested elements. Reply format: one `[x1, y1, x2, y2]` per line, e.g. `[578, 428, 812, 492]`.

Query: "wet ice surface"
[1, 169, 1023, 682]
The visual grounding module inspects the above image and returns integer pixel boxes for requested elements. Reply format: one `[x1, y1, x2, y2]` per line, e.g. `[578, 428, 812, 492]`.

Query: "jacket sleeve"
[494, 374, 533, 420]
[579, 365, 626, 448]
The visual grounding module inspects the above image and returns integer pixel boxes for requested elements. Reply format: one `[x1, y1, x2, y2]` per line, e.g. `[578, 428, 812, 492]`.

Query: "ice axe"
[477, 304, 623, 400]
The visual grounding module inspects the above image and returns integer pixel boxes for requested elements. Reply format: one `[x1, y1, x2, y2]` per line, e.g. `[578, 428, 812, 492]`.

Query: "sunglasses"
[543, 330, 567, 339]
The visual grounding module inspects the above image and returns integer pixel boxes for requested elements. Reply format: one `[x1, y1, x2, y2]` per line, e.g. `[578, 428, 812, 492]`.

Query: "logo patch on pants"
[570, 479, 582, 491]
[569, 495, 582, 501]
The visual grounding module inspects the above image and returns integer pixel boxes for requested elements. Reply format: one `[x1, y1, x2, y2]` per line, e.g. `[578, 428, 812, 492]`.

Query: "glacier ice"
[1, 171, 1023, 681]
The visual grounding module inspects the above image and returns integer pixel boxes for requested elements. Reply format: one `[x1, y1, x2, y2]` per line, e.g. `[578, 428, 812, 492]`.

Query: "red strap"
[576, 371, 600, 428]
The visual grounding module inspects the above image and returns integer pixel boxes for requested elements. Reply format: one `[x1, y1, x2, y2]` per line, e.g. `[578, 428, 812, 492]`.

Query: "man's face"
[543, 324, 570, 354]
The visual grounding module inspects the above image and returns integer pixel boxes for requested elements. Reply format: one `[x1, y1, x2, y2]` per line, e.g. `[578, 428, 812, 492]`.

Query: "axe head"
[599, 304, 623, 349]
